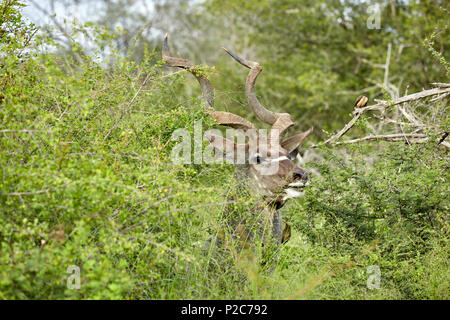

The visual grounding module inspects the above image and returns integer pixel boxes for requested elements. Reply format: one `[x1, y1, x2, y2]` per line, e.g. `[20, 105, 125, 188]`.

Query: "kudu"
[162, 35, 312, 248]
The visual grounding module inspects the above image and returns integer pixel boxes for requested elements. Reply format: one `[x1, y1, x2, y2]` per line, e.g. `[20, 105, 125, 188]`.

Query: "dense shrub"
[282, 141, 449, 299]
[0, 1, 448, 299]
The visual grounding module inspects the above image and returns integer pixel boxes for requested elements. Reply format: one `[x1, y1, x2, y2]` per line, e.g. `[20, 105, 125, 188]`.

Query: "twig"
[437, 132, 449, 145]
[430, 92, 450, 102]
[103, 71, 153, 141]
[0, 129, 53, 133]
[312, 112, 362, 147]
[384, 43, 392, 88]
[333, 133, 426, 145]
[159, 70, 185, 79]
[430, 82, 450, 88]
[4, 184, 69, 196]
[398, 104, 420, 126]
[17, 28, 39, 59]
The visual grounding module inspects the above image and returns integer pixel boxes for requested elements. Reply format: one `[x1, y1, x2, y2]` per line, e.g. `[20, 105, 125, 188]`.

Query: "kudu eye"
[289, 149, 298, 160]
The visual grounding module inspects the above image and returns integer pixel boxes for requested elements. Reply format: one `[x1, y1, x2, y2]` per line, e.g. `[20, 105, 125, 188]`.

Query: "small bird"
[354, 95, 368, 108]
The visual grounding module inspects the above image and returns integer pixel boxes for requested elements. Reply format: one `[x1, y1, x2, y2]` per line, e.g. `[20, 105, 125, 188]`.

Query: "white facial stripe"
[288, 181, 310, 187]
[282, 188, 305, 200]
[269, 156, 289, 163]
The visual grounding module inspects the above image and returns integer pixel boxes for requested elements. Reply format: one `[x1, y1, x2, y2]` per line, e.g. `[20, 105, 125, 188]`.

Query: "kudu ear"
[281, 127, 313, 159]
[204, 130, 249, 155]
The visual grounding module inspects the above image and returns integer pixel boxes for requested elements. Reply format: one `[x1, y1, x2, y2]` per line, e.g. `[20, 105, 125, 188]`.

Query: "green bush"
[1, 1, 448, 299]
[283, 141, 449, 299]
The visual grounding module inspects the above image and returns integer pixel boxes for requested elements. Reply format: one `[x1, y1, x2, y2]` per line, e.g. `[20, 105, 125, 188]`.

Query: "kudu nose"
[293, 170, 308, 181]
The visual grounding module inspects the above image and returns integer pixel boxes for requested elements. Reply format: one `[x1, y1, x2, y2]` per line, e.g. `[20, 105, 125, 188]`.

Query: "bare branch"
[354, 87, 450, 114]
[430, 83, 450, 88]
[333, 133, 426, 145]
[5, 184, 69, 196]
[313, 112, 362, 147]
[384, 43, 392, 88]
[437, 132, 449, 145]
[312, 85, 450, 148]
[0, 129, 53, 133]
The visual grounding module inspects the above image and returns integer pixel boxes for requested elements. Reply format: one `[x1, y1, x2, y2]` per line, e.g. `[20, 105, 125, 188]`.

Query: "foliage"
[0, 1, 448, 300]
[284, 141, 449, 298]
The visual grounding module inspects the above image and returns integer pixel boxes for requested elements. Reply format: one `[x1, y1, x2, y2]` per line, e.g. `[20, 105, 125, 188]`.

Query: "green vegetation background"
[0, 0, 448, 299]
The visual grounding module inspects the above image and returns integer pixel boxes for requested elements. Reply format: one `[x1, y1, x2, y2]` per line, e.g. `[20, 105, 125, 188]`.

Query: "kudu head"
[162, 35, 312, 209]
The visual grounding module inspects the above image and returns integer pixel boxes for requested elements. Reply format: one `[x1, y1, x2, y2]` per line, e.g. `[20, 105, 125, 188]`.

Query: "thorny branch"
[29, 0, 85, 64]
[103, 71, 154, 141]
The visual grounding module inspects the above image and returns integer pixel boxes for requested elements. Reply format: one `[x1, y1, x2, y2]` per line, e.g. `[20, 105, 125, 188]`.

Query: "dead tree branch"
[312, 84, 450, 149]
[353, 86, 450, 114]
[333, 133, 426, 145]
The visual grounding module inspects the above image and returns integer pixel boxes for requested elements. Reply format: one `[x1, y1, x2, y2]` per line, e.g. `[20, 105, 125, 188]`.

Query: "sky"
[23, 0, 102, 27]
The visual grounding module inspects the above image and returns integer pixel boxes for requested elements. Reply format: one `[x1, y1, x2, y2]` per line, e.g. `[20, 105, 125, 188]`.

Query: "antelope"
[162, 35, 312, 248]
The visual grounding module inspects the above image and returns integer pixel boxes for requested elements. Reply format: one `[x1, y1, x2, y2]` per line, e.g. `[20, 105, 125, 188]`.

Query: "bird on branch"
[354, 95, 368, 108]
